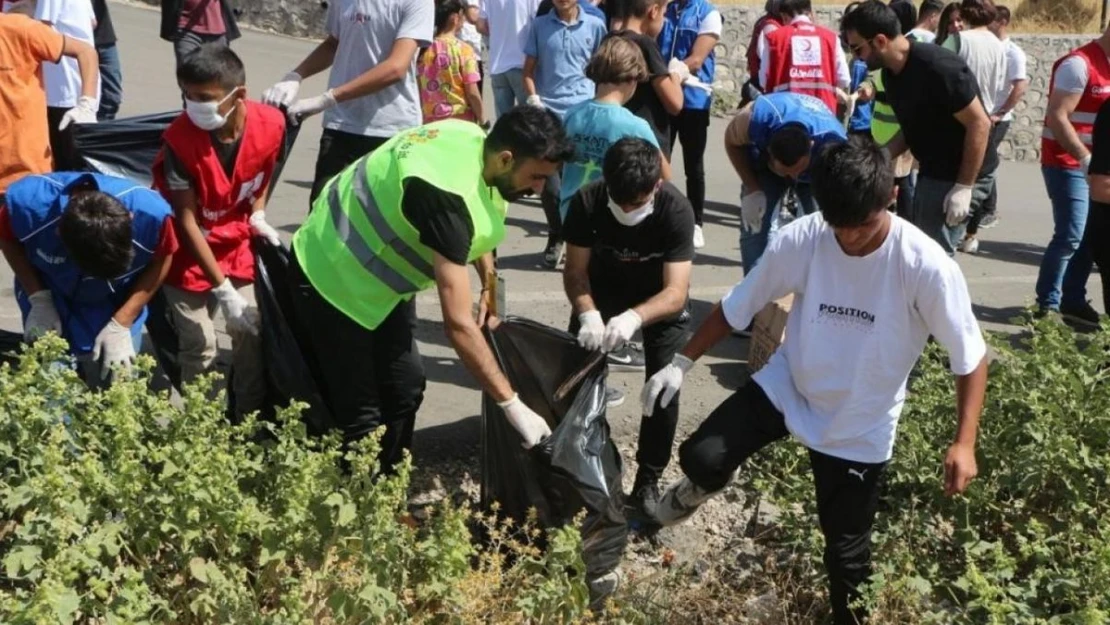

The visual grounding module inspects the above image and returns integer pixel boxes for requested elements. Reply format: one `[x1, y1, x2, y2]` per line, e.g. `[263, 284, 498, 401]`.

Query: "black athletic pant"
[667, 109, 710, 226]
[569, 302, 690, 483]
[1085, 200, 1110, 316]
[308, 129, 390, 209]
[287, 251, 426, 472]
[679, 382, 887, 625]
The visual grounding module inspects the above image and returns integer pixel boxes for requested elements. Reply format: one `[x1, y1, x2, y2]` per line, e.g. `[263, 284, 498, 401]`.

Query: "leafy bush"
[719, 318, 1110, 623]
[0, 336, 595, 624]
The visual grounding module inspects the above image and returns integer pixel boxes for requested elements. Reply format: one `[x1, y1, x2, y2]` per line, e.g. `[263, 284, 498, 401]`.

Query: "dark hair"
[767, 123, 812, 167]
[485, 105, 575, 164]
[602, 138, 662, 205]
[812, 135, 894, 227]
[59, 191, 134, 279]
[779, 0, 812, 18]
[624, 0, 669, 18]
[919, 0, 945, 20]
[936, 3, 962, 45]
[840, 0, 901, 40]
[995, 4, 1010, 23]
[764, 0, 782, 18]
[585, 36, 648, 84]
[434, 0, 466, 34]
[888, 0, 917, 34]
[177, 44, 246, 91]
[959, 0, 996, 27]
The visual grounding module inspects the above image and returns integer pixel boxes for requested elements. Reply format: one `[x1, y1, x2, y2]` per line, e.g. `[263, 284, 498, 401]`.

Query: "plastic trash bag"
[251, 240, 332, 433]
[480, 317, 627, 583]
[0, 330, 22, 369]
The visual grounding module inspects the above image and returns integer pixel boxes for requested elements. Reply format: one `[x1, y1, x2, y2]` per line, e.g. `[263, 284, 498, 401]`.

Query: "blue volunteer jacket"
[658, 0, 718, 111]
[748, 92, 848, 181]
[7, 173, 172, 354]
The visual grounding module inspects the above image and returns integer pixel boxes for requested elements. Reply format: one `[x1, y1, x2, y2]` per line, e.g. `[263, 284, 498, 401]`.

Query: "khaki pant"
[163, 281, 265, 415]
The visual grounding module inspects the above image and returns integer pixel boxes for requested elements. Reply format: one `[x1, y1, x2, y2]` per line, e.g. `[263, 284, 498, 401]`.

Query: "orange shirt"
[0, 14, 64, 194]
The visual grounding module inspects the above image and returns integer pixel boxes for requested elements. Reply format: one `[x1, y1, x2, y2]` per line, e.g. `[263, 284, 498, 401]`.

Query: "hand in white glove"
[943, 183, 974, 227]
[24, 290, 62, 342]
[668, 58, 692, 83]
[1081, 153, 1093, 174]
[603, 309, 642, 352]
[211, 279, 260, 337]
[91, 318, 134, 381]
[499, 393, 552, 449]
[576, 310, 605, 352]
[641, 354, 694, 415]
[526, 94, 544, 108]
[262, 71, 303, 109]
[249, 210, 282, 247]
[59, 96, 98, 130]
[741, 190, 767, 233]
[287, 90, 338, 123]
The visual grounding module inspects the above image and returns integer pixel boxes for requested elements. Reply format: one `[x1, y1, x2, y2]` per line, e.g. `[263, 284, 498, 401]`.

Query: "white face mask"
[184, 89, 239, 131]
[608, 195, 655, 227]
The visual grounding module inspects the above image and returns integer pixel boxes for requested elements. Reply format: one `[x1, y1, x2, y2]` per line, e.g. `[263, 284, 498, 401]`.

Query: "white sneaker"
[693, 224, 705, 249]
[654, 477, 719, 526]
[959, 236, 980, 254]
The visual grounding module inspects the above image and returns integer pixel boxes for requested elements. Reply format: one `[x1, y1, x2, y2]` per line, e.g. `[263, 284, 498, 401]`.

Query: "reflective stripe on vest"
[325, 171, 431, 296]
[1041, 127, 1094, 147]
[1069, 111, 1099, 124]
[872, 109, 898, 124]
[773, 82, 837, 93]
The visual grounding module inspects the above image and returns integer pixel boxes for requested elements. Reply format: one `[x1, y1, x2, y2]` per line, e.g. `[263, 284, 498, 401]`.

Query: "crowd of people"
[0, 0, 1107, 620]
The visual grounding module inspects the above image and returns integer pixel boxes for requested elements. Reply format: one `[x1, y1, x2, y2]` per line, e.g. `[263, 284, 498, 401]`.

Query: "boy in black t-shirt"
[604, 0, 685, 153]
[563, 138, 695, 519]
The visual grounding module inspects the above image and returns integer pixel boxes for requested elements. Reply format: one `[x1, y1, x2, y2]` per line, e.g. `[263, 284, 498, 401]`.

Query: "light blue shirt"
[559, 100, 660, 217]
[523, 9, 607, 119]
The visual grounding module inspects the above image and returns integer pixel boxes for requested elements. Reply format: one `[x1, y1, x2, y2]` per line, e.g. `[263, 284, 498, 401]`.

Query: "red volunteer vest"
[747, 15, 782, 84]
[1042, 41, 1110, 170]
[153, 100, 285, 291]
[764, 20, 840, 113]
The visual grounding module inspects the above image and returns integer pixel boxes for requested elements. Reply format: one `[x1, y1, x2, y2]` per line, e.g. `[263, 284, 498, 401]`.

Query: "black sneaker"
[1060, 300, 1102, 328]
[607, 342, 645, 372]
[605, 386, 625, 408]
[628, 478, 662, 522]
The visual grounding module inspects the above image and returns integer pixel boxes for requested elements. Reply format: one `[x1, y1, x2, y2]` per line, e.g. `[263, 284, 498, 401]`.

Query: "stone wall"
[188, 1, 1090, 162]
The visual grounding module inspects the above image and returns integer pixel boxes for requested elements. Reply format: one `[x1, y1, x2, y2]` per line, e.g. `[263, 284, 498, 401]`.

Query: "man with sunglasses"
[842, 0, 992, 256]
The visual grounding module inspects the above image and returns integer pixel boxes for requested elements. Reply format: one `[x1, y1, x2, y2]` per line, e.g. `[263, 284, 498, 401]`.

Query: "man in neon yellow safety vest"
[288, 106, 575, 471]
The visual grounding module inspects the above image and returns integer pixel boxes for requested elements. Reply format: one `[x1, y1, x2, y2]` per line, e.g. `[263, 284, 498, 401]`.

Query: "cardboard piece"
[747, 295, 794, 373]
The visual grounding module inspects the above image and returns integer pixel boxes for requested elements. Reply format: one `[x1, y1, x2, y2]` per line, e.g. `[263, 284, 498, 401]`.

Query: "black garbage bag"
[480, 317, 627, 582]
[251, 240, 332, 434]
[72, 111, 301, 394]
[0, 330, 22, 369]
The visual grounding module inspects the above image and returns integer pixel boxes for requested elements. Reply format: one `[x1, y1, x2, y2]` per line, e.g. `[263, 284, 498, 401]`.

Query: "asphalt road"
[2, 2, 1100, 466]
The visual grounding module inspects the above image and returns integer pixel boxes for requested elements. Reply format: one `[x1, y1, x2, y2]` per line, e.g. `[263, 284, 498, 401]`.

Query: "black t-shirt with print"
[563, 179, 694, 307]
[605, 30, 672, 153]
[882, 41, 982, 181]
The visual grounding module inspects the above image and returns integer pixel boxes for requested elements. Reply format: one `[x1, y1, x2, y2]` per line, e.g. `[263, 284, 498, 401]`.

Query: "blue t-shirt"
[558, 100, 660, 217]
[848, 59, 873, 132]
[748, 92, 847, 181]
[523, 10, 607, 119]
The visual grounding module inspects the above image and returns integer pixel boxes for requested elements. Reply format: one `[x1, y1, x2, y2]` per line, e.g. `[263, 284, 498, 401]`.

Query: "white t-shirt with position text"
[720, 213, 986, 463]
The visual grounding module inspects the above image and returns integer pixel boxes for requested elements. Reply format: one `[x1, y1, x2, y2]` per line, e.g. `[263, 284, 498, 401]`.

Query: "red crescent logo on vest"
[800, 39, 813, 52]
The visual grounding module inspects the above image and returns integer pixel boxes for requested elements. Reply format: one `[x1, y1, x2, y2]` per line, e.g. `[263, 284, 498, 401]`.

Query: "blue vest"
[7, 173, 172, 354]
[658, 0, 717, 111]
[748, 92, 847, 181]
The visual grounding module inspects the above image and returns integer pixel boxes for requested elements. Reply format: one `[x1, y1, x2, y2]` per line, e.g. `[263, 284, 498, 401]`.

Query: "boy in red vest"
[759, 0, 850, 114]
[153, 44, 286, 415]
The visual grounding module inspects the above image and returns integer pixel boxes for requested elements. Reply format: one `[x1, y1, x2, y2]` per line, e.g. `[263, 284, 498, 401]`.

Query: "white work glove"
[262, 71, 303, 108]
[943, 183, 974, 227]
[24, 290, 62, 342]
[499, 393, 552, 449]
[287, 90, 337, 123]
[59, 96, 98, 130]
[741, 190, 767, 233]
[249, 210, 282, 246]
[668, 58, 692, 83]
[576, 310, 605, 352]
[211, 279, 260, 337]
[91, 318, 134, 381]
[1081, 153, 1093, 174]
[603, 309, 642, 353]
[640, 354, 694, 415]
[526, 94, 544, 108]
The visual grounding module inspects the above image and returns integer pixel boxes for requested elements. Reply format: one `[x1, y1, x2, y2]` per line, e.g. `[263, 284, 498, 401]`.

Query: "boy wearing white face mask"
[152, 44, 286, 418]
[562, 137, 695, 521]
